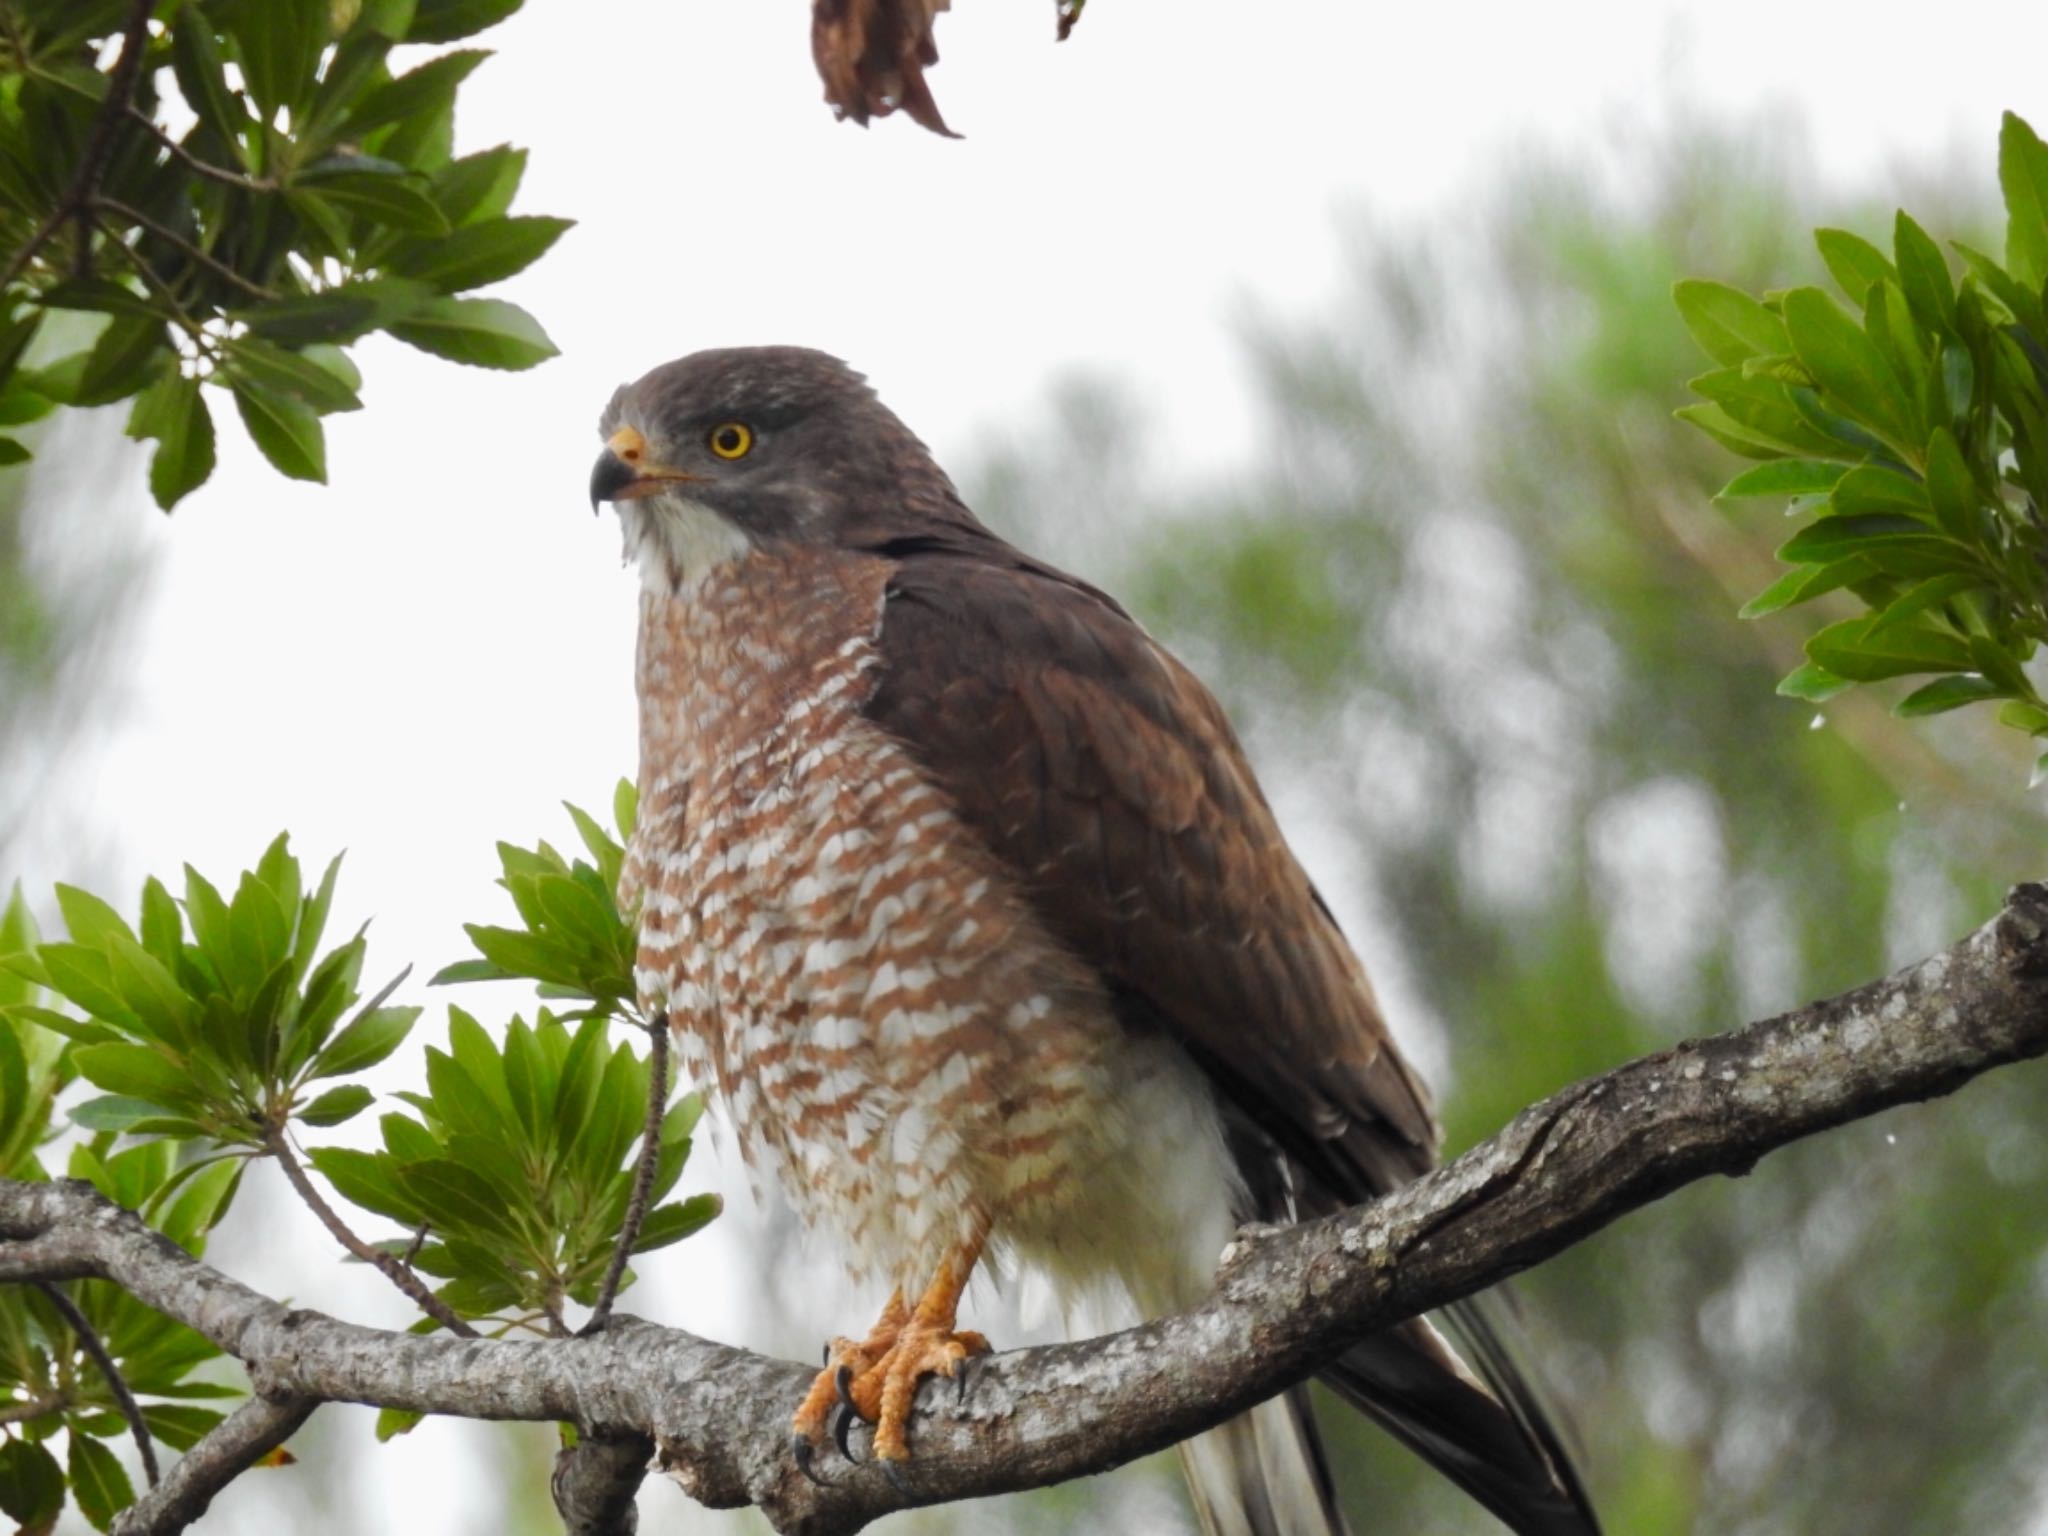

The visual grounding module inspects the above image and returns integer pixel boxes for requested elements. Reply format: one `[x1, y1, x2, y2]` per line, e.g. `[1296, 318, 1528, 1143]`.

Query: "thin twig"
[36, 1281, 159, 1487]
[91, 196, 275, 300]
[585, 1012, 670, 1334]
[0, 0, 152, 289]
[265, 1129, 478, 1339]
[110, 1395, 315, 1536]
[0, 1388, 65, 1425]
[123, 106, 276, 192]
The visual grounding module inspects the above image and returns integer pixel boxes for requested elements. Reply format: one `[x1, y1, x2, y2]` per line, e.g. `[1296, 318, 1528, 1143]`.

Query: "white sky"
[14, 1, 2047, 1531]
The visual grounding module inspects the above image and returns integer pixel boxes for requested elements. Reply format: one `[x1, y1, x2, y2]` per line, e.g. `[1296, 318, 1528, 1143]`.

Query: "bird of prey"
[589, 346, 1600, 1536]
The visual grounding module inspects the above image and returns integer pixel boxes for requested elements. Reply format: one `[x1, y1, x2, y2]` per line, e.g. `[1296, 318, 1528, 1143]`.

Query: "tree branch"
[4, 884, 2046, 1536]
[0, 0, 153, 290]
[110, 1395, 316, 1536]
[265, 1128, 478, 1339]
[37, 1279, 159, 1487]
[586, 1012, 669, 1334]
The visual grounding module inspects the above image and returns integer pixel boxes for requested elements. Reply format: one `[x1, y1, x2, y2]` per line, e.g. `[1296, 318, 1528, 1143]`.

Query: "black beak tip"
[589, 450, 637, 514]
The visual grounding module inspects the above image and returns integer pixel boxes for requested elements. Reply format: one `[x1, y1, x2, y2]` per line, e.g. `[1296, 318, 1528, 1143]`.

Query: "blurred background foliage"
[960, 117, 2046, 1536]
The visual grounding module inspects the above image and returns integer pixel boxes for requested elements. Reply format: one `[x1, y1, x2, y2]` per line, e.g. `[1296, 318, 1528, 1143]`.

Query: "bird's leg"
[840, 1219, 993, 1464]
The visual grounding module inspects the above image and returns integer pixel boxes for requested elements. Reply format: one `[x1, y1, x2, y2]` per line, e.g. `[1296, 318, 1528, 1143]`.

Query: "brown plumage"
[591, 345, 1599, 1534]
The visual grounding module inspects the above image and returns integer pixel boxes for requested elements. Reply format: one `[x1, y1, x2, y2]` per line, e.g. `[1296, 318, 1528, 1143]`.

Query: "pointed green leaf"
[1715, 460, 1847, 500]
[291, 172, 451, 236]
[1738, 555, 1876, 619]
[431, 144, 527, 226]
[2000, 111, 2048, 290]
[0, 1438, 64, 1526]
[311, 1004, 418, 1080]
[1781, 286, 1911, 444]
[231, 376, 327, 482]
[1806, 615, 1974, 681]
[124, 373, 217, 511]
[72, 314, 170, 408]
[68, 1424, 136, 1531]
[1894, 211, 1956, 334]
[342, 49, 490, 137]
[632, 1192, 721, 1252]
[297, 1082, 375, 1127]
[222, 337, 364, 414]
[306, 1145, 420, 1223]
[1815, 227, 1896, 304]
[222, 0, 329, 120]
[390, 216, 572, 293]
[1776, 661, 1852, 702]
[1673, 279, 1789, 366]
[70, 1043, 194, 1106]
[54, 884, 134, 949]
[387, 296, 558, 370]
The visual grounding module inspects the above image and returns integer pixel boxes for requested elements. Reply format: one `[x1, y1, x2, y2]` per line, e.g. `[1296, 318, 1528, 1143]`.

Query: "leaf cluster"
[1676, 111, 2048, 773]
[1, 902, 246, 1533]
[311, 1007, 715, 1348]
[1, 835, 416, 1146]
[0, 795, 714, 1520]
[0, 0, 565, 506]
[433, 781, 641, 1017]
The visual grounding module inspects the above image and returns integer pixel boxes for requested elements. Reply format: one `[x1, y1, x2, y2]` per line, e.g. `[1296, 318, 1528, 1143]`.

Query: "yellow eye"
[707, 421, 754, 460]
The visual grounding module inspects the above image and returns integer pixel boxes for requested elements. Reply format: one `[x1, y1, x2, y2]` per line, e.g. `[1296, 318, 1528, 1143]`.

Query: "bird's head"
[589, 346, 958, 593]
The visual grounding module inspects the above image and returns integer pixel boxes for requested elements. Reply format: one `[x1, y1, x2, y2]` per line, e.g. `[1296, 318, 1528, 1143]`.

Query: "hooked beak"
[589, 425, 697, 513]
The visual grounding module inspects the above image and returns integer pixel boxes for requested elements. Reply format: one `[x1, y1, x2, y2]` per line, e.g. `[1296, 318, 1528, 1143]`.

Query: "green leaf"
[311, 1004, 418, 1079]
[306, 1146, 420, 1223]
[141, 1404, 230, 1452]
[231, 278, 434, 344]
[1894, 211, 1956, 333]
[375, 1405, 426, 1440]
[1776, 515, 1947, 565]
[125, 374, 218, 511]
[1999, 699, 2048, 735]
[231, 377, 327, 482]
[408, 0, 524, 41]
[69, 1093, 176, 1131]
[1867, 573, 1984, 636]
[291, 172, 451, 236]
[1715, 460, 1846, 500]
[0, 1438, 64, 1526]
[72, 314, 170, 408]
[68, 1428, 135, 1532]
[1780, 287, 1910, 445]
[343, 49, 490, 138]
[613, 779, 638, 842]
[0, 435, 28, 466]
[632, 1191, 721, 1252]
[297, 1082, 375, 1126]
[1673, 279, 1790, 366]
[390, 216, 572, 292]
[1806, 615, 1974, 681]
[1830, 465, 1930, 520]
[55, 884, 134, 949]
[1999, 111, 2048, 290]
[71, 1043, 193, 1107]
[1815, 228, 1896, 304]
[1923, 427, 1982, 541]
[222, 0, 331, 121]
[156, 1158, 244, 1252]
[1738, 555, 1876, 619]
[221, 337, 364, 414]
[1776, 662, 1852, 702]
[387, 296, 558, 370]
[432, 144, 527, 226]
[170, 18, 248, 144]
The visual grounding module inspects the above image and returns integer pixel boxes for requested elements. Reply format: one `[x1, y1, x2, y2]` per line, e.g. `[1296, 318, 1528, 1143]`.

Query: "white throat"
[619, 494, 753, 596]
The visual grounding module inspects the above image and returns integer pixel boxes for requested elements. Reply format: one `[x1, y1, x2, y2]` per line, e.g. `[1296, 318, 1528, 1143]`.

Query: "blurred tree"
[967, 117, 2047, 1536]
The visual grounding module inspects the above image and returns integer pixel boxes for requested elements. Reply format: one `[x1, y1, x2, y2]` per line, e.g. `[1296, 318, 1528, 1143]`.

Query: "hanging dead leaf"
[811, 0, 958, 137]
[256, 1446, 299, 1468]
[1056, 0, 1085, 41]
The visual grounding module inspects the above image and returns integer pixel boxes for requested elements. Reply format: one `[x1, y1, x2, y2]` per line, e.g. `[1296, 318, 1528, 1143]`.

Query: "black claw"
[834, 1363, 856, 1410]
[832, 1401, 862, 1463]
[822, 1342, 832, 1366]
[791, 1434, 829, 1488]
[955, 1357, 976, 1405]
[880, 1457, 912, 1497]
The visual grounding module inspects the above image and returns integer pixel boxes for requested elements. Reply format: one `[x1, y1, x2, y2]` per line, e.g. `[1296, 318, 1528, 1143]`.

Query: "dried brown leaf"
[811, 0, 958, 137]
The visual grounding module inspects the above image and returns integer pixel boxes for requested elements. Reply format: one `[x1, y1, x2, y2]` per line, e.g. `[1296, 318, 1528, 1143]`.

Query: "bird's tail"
[1177, 1387, 1350, 1536]
[1314, 1302, 1601, 1536]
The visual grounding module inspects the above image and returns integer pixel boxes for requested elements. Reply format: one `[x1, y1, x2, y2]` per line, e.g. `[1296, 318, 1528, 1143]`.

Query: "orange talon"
[792, 1219, 993, 1469]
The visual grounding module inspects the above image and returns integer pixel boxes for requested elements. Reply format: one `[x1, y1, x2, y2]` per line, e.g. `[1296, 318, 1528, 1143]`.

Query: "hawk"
[589, 346, 1599, 1535]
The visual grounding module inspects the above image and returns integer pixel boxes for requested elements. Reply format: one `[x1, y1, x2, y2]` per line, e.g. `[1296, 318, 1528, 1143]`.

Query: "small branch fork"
[3, 885, 2048, 1536]
[264, 1128, 477, 1340]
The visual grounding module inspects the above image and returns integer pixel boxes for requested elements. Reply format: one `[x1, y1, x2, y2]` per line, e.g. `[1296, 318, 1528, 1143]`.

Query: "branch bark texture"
[6, 884, 2047, 1536]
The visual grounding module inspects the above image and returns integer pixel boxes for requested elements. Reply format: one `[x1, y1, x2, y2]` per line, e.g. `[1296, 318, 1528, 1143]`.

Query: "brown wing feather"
[861, 536, 1439, 1196]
